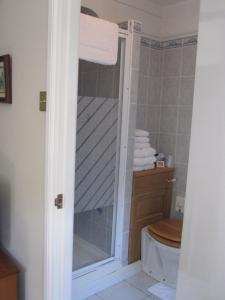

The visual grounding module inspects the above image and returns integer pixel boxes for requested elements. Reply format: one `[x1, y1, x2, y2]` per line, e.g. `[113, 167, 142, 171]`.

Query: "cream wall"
[161, 0, 200, 39]
[0, 0, 47, 299]
[177, 0, 225, 299]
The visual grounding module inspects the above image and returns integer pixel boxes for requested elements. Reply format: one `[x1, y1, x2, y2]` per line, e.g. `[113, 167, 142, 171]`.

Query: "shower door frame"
[72, 29, 133, 296]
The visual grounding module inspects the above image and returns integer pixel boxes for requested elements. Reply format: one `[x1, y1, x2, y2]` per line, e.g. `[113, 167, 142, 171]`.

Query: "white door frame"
[44, 1, 81, 300]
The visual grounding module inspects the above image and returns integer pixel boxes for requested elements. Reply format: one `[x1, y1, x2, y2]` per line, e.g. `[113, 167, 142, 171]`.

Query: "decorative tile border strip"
[183, 35, 198, 46]
[118, 21, 197, 49]
[162, 38, 183, 49]
[151, 40, 161, 50]
[132, 20, 142, 33]
[119, 21, 128, 31]
[141, 37, 151, 48]
[141, 35, 198, 50]
[119, 20, 142, 33]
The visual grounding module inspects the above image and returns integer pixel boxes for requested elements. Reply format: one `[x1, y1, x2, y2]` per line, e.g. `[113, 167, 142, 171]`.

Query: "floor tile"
[97, 281, 146, 300]
[85, 295, 101, 300]
[126, 271, 158, 295]
[147, 296, 161, 300]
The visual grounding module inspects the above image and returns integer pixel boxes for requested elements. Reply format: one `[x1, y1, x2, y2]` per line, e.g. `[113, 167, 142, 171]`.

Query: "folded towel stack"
[133, 129, 156, 171]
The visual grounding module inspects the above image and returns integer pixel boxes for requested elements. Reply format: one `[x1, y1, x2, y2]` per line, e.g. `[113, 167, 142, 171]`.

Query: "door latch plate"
[55, 194, 63, 209]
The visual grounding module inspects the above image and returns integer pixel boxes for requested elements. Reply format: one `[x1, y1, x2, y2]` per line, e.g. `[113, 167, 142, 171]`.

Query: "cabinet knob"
[167, 178, 176, 183]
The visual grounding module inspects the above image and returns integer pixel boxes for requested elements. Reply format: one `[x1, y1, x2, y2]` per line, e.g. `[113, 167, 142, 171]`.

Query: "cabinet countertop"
[133, 167, 174, 177]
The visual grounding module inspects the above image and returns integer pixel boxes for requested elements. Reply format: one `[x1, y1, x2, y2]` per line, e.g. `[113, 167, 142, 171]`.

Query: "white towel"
[134, 156, 156, 166]
[134, 142, 151, 150]
[135, 136, 150, 143]
[134, 147, 156, 158]
[135, 129, 149, 137]
[133, 163, 155, 171]
[80, 13, 118, 65]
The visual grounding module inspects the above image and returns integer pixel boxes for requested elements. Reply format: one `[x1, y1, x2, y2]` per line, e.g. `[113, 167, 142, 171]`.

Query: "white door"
[44, 0, 81, 300]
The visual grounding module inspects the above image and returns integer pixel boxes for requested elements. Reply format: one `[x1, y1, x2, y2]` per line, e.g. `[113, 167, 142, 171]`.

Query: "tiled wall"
[136, 38, 162, 149]
[78, 56, 120, 98]
[136, 35, 197, 218]
[160, 36, 197, 218]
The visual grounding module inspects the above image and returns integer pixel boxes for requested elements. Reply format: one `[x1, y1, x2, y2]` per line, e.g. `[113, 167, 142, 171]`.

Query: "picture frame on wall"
[0, 55, 12, 104]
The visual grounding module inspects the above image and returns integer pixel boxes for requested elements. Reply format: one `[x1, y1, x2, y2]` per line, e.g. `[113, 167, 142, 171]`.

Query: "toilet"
[141, 219, 182, 288]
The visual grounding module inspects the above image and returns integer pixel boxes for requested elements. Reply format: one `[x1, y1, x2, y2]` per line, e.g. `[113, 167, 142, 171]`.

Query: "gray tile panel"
[137, 34, 198, 218]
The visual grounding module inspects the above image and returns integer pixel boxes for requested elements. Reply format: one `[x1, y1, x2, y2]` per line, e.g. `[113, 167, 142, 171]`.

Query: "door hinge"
[39, 91, 47, 112]
[55, 194, 63, 209]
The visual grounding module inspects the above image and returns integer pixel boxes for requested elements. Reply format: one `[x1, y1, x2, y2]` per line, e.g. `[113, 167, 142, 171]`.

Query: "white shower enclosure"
[72, 24, 140, 298]
[73, 38, 123, 272]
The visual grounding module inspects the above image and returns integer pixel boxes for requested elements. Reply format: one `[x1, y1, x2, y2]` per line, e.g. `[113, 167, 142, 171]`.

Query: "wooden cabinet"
[0, 251, 19, 300]
[128, 167, 174, 264]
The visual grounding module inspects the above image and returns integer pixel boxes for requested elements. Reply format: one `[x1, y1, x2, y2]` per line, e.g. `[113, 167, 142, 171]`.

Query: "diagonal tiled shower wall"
[74, 96, 119, 213]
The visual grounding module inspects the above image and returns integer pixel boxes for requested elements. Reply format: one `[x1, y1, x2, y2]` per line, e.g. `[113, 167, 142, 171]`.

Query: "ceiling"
[148, 0, 189, 6]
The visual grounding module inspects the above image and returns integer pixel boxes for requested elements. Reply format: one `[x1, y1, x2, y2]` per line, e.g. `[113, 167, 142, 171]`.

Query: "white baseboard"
[72, 260, 141, 300]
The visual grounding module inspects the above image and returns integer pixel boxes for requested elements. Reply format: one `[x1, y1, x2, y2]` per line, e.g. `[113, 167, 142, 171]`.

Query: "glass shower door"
[73, 40, 124, 271]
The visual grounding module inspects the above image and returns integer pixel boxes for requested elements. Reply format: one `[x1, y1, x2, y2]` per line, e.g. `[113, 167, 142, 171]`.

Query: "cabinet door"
[128, 170, 174, 263]
[129, 213, 164, 263]
[0, 275, 17, 300]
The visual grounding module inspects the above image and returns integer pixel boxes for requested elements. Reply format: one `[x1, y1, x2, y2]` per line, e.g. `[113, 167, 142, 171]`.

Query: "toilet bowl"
[141, 219, 182, 288]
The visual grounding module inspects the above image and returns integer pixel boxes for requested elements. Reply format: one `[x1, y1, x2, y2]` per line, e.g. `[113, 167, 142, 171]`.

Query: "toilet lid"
[149, 231, 181, 248]
[148, 219, 182, 243]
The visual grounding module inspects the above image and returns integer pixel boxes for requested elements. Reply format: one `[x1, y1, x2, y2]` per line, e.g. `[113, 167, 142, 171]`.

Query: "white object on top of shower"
[79, 13, 118, 65]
